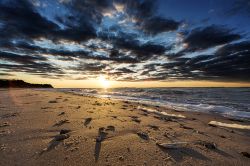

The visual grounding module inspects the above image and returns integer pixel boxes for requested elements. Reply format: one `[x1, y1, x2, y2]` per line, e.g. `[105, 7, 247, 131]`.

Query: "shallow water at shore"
[45, 88, 250, 120]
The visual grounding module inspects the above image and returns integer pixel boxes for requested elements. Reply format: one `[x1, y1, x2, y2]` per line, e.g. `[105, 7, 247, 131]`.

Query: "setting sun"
[98, 75, 110, 88]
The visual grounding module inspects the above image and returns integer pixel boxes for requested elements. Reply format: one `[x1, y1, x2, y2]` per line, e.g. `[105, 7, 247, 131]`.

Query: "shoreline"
[39, 88, 250, 121]
[0, 89, 250, 165]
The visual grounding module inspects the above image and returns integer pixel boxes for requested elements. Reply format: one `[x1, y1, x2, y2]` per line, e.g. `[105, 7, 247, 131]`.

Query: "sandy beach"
[0, 89, 250, 166]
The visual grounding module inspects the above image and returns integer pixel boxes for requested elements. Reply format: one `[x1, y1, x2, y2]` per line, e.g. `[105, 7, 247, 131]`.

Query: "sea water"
[49, 88, 250, 120]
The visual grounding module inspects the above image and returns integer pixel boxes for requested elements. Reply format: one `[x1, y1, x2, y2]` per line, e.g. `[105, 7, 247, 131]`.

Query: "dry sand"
[0, 89, 250, 166]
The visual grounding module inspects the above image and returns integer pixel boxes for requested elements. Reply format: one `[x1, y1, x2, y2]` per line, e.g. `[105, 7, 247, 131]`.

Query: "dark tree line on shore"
[0, 79, 53, 88]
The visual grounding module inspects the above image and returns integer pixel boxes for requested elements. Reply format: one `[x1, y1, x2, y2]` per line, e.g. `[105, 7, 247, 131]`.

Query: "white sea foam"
[138, 106, 186, 118]
[208, 121, 250, 129]
[166, 103, 250, 119]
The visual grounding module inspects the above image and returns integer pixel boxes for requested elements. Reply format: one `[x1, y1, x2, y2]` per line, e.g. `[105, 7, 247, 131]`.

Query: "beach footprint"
[48, 100, 57, 103]
[137, 131, 149, 140]
[106, 125, 115, 132]
[130, 116, 141, 123]
[0, 122, 10, 128]
[84, 118, 92, 127]
[94, 126, 115, 162]
[41, 130, 71, 154]
[53, 119, 70, 126]
[148, 125, 159, 130]
[58, 112, 65, 116]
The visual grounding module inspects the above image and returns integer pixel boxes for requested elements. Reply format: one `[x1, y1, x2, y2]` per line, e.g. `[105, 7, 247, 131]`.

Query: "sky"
[0, 0, 250, 88]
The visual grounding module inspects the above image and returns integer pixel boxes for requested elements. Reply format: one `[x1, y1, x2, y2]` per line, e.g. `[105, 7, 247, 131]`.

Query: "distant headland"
[0, 79, 53, 88]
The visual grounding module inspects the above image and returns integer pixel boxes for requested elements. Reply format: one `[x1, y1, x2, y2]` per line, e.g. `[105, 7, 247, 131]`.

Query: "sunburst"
[98, 75, 110, 89]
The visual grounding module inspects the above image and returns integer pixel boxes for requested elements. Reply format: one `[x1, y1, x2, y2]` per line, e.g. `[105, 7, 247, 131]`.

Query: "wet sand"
[0, 89, 250, 165]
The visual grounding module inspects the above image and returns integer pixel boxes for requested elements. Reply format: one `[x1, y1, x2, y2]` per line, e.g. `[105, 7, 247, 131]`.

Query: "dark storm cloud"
[142, 16, 180, 35]
[0, 63, 64, 76]
[62, 0, 114, 24]
[119, 0, 180, 35]
[0, 0, 249, 82]
[0, 39, 136, 63]
[108, 67, 135, 77]
[46, 48, 139, 63]
[141, 70, 150, 76]
[0, 72, 14, 76]
[116, 67, 135, 73]
[0, 0, 96, 42]
[9, 41, 46, 52]
[72, 62, 107, 72]
[106, 34, 167, 61]
[215, 41, 250, 56]
[0, 0, 58, 40]
[184, 55, 212, 65]
[0, 51, 47, 64]
[0, 0, 173, 63]
[98, 30, 168, 61]
[154, 41, 250, 82]
[116, 41, 166, 61]
[73, 0, 114, 15]
[0, 51, 64, 77]
[122, 0, 156, 20]
[183, 25, 241, 52]
[140, 63, 160, 76]
[0, 40, 75, 61]
[198, 42, 250, 81]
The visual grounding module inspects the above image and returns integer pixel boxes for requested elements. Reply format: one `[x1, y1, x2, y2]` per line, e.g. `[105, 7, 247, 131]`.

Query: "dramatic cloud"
[0, 1, 58, 40]
[0, 72, 14, 76]
[115, 67, 135, 73]
[0, 51, 47, 64]
[183, 25, 241, 52]
[0, 0, 249, 82]
[142, 16, 180, 35]
[0, 0, 96, 42]
[73, 62, 107, 72]
[153, 42, 250, 82]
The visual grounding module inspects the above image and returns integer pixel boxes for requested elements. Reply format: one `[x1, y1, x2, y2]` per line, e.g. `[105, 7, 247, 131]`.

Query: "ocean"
[49, 88, 250, 120]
